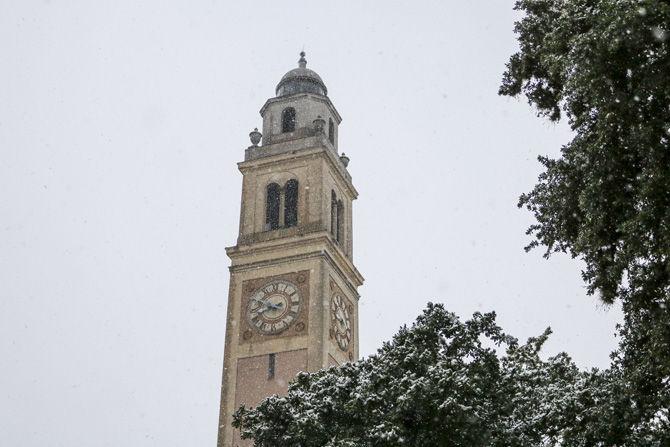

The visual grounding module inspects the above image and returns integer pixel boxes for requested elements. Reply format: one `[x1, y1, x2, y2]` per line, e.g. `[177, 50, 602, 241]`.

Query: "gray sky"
[1, 1, 622, 445]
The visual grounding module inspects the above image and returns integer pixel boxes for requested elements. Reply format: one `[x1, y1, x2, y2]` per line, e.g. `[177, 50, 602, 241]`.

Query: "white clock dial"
[246, 279, 301, 335]
[331, 293, 352, 351]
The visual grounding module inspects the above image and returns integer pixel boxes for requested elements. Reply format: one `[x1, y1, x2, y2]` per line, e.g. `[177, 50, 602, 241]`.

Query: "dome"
[275, 52, 328, 97]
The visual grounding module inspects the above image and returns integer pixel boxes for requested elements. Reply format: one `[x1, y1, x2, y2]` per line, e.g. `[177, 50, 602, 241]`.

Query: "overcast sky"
[1, 1, 623, 446]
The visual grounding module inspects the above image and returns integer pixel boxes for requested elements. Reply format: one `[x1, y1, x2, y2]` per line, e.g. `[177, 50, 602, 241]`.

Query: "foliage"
[500, 0, 670, 310]
[234, 303, 601, 446]
[500, 0, 670, 444]
[233, 2, 670, 445]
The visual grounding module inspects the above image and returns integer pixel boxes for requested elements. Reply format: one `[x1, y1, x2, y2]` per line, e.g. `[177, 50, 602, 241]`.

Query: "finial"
[340, 153, 350, 168]
[298, 51, 307, 68]
[249, 127, 262, 147]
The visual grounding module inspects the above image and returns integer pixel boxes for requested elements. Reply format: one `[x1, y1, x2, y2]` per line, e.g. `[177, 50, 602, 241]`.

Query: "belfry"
[216, 53, 364, 446]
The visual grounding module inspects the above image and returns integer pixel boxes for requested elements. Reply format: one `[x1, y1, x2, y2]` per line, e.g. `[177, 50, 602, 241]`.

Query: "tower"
[216, 53, 364, 446]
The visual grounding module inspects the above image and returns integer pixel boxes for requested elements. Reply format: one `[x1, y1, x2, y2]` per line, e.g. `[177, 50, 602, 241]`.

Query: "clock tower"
[216, 53, 364, 446]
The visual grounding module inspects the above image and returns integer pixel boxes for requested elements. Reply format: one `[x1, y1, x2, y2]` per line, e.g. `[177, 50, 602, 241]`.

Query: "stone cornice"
[238, 144, 358, 200]
[226, 231, 364, 296]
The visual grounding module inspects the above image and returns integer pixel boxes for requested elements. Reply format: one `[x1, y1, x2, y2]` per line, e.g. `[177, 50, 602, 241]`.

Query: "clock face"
[246, 279, 302, 335]
[331, 293, 352, 351]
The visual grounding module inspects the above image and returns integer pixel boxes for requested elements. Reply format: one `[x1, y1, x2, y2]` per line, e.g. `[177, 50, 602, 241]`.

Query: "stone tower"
[216, 53, 364, 446]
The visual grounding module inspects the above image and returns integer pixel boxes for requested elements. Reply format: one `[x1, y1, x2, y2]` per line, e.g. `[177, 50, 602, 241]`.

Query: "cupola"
[275, 52, 328, 97]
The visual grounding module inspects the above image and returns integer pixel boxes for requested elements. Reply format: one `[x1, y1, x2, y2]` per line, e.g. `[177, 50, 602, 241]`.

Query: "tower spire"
[298, 51, 307, 68]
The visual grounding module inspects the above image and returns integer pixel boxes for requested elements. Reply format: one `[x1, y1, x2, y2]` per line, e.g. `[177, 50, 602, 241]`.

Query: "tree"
[234, 303, 595, 447]
[499, 0, 670, 444]
[232, 2, 670, 444]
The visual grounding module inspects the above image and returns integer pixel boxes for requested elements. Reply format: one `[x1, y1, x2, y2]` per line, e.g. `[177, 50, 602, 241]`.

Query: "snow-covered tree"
[234, 304, 600, 446]
[234, 2, 670, 444]
[500, 1, 670, 444]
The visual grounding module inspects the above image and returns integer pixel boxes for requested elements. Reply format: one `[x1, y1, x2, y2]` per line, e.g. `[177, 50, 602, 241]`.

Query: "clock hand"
[266, 302, 284, 311]
[251, 297, 269, 307]
[254, 301, 284, 316]
[254, 304, 271, 315]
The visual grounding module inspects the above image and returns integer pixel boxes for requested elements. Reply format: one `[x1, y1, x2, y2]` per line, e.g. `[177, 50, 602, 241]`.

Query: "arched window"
[328, 118, 334, 144]
[331, 191, 338, 237]
[281, 107, 296, 133]
[336, 200, 344, 243]
[266, 183, 281, 230]
[284, 179, 299, 228]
